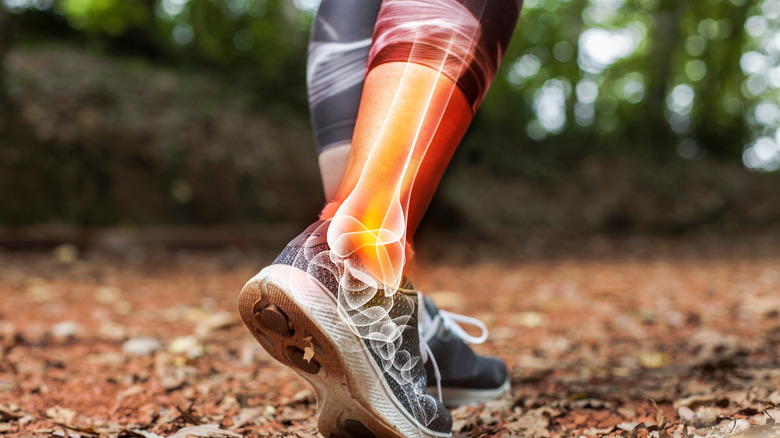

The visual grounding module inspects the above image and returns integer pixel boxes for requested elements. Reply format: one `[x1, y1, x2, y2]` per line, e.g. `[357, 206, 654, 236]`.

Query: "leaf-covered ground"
[1, 229, 779, 437]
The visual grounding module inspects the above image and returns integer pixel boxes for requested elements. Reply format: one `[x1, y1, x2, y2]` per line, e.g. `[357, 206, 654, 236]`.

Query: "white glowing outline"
[328, 0, 486, 290]
[290, 0, 492, 430]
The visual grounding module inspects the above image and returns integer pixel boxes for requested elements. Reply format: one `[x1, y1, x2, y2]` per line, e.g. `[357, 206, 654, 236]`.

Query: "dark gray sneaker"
[420, 295, 511, 407]
[238, 220, 452, 438]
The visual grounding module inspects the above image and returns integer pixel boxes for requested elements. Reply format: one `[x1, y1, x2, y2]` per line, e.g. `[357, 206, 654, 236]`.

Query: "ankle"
[326, 214, 406, 289]
[319, 201, 341, 221]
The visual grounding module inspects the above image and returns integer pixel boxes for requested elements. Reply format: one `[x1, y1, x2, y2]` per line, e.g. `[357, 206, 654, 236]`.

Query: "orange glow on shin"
[323, 62, 472, 288]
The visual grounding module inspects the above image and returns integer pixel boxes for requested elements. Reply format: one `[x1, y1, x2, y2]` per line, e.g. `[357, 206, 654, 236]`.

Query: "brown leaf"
[650, 399, 664, 426]
[277, 406, 312, 423]
[229, 407, 264, 431]
[692, 407, 720, 427]
[503, 407, 558, 438]
[450, 404, 479, 432]
[766, 408, 777, 426]
[302, 336, 314, 363]
[45, 406, 76, 425]
[0, 406, 24, 421]
[194, 311, 239, 338]
[60, 423, 122, 436]
[638, 351, 672, 369]
[623, 422, 645, 438]
[129, 429, 166, 438]
[175, 402, 202, 425]
[168, 425, 242, 438]
[583, 425, 616, 435]
[674, 394, 716, 411]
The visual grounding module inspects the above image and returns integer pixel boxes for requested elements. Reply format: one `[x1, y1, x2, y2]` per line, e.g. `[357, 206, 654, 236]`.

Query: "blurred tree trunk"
[693, 3, 750, 159]
[0, 4, 13, 107]
[642, 0, 681, 157]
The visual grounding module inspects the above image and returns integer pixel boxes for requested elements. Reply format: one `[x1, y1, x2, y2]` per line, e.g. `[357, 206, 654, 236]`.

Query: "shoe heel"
[238, 277, 325, 377]
[238, 265, 448, 438]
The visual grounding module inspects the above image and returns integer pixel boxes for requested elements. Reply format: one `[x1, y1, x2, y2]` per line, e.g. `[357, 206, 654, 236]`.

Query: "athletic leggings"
[307, 0, 522, 153]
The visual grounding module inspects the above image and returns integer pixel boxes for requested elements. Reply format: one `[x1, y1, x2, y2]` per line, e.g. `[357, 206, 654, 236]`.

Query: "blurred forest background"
[1, 0, 779, 238]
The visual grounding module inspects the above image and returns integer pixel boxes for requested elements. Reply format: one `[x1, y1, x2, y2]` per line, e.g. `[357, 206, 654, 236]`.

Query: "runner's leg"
[320, 0, 522, 288]
[307, 0, 381, 201]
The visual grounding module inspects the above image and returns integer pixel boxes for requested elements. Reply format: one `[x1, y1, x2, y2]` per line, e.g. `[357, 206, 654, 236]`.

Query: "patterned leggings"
[307, 0, 522, 152]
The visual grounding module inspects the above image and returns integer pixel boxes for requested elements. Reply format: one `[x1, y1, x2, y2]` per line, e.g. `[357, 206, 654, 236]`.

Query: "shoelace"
[421, 340, 443, 402]
[437, 309, 489, 345]
[417, 293, 489, 402]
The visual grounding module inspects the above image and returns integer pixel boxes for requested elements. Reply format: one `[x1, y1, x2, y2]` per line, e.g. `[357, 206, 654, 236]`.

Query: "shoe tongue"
[419, 295, 440, 337]
[422, 295, 440, 317]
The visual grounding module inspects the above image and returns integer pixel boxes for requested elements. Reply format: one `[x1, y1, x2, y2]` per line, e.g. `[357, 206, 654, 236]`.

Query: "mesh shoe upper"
[272, 220, 453, 434]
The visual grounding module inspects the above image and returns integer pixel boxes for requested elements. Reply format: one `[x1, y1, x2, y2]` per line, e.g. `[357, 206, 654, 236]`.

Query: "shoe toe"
[475, 355, 509, 387]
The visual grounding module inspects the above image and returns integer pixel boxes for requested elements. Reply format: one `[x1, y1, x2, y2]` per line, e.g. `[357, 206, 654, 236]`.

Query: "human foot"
[238, 220, 452, 438]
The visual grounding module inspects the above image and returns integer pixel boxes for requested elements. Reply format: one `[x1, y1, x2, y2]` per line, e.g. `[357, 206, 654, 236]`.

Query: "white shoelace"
[418, 293, 489, 402]
[436, 310, 489, 345]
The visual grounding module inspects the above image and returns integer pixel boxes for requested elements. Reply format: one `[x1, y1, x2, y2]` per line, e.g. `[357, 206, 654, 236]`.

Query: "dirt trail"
[1, 231, 779, 437]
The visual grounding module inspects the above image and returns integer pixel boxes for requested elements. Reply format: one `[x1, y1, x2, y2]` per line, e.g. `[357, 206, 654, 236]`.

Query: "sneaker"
[419, 295, 511, 407]
[238, 220, 452, 438]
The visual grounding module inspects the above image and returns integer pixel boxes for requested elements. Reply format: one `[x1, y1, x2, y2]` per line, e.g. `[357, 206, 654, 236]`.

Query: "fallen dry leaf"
[229, 407, 264, 430]
[674, 394, 717, 411]
[0, 405, 24, 421]
[638, 350, 672, 369]
[168, 424, 242, 438]
[3, 236, 780, 437]
[45, 406, 76, 424]
[302, 336, 314, 363]
[129, 429, 166, 438]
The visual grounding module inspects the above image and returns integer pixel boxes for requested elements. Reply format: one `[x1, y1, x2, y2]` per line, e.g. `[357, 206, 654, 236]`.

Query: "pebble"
[123, 337, 163, 356]
[167, 335, 203, 357]
[516, 311, 545, 328]
[637, 350, 672, 369]
[50, 321, 80, 338]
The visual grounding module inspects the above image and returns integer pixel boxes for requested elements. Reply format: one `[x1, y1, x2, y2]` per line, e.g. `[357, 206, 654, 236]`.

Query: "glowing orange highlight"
[323, 62, 472, 289]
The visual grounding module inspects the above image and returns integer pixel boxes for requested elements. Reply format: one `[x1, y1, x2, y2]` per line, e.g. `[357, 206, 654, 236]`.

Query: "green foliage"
[3, 0, 779, 171]
[59, 0, 151, 35]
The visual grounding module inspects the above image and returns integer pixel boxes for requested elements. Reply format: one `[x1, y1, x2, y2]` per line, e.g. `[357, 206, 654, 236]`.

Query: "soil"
[1, 229, 779, 437]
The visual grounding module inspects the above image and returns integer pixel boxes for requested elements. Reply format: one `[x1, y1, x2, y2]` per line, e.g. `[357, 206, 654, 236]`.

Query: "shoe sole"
[238, 264, 452, 438]
[429, 378, 512, 407]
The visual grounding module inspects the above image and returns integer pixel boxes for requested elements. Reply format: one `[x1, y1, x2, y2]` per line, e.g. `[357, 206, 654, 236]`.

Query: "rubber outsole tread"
[344, 419, 377, 438]
[239, 268, 444, 438]
[256, 304, 293, 336]
[285, 346, 322, 374]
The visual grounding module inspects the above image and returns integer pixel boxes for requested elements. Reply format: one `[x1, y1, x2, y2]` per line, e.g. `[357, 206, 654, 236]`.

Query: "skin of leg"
[321, 61, 472, 286]
[318, 142, 351, 202]
[308, 0, 381, 200]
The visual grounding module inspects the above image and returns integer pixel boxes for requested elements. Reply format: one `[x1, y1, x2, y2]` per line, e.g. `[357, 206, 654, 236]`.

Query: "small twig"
[765, 408, 776, 426]
[174, 402, 202, 425]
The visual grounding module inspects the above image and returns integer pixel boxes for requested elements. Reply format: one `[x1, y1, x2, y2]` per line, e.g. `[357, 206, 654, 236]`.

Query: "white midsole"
[253, 263, 451, 438]
[428, 378, 511, 407]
